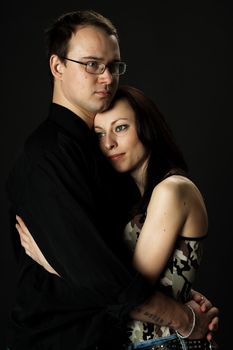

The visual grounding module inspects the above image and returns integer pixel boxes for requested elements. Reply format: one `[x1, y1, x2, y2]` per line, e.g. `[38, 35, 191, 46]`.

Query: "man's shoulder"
[14, 115, 89, 173]
[7, 111, 93, 191]
[7, 118, 62, 181]
[6, 119, 55, 184]
[24, 118, 58, 156]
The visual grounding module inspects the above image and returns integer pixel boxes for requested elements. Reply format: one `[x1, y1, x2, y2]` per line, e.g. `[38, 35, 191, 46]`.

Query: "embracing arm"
[130, 289, 218, 340]
[130, 178, 217, 339]
[15, 217, 219, 340]
[15, 215, 218, 340]
[133, 177, 207, 281]
[8, 148, 149, 312]
[16, 215, 59, 276]
[15, 176, 192, 282]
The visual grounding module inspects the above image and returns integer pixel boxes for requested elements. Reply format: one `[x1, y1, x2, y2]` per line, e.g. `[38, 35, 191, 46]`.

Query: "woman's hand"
[16, 215, 59, 276]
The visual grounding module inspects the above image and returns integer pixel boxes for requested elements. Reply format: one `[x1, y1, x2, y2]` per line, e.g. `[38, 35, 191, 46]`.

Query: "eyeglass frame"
[60, 56, 127, 76]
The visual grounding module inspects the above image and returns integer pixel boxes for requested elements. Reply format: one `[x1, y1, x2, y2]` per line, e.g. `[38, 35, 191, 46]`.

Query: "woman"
[16, 86, 214, 350]
[93, 86, 209, 349]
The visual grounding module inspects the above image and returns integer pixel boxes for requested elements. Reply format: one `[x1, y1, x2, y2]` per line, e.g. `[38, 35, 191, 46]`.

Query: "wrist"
[176, 304, 196, 339]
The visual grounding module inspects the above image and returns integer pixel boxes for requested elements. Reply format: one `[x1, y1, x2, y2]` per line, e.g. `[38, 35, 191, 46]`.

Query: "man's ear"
[50, 55, 64, 78]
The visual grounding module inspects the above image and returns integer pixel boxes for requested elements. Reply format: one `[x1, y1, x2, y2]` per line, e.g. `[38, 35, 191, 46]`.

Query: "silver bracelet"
[175, 304, 196, 339]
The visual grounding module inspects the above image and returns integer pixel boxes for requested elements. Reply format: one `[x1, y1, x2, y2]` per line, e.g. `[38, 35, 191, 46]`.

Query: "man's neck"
[52, 97, 94, 129]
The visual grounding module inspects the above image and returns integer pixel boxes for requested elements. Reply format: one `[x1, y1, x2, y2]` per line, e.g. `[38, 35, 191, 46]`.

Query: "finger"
[16, 223, 28, 238]
[207, 307, 219, 322]
[206, 315, 219, 342]
[16, 215, 30, 235]
[200, 299, 212, 313]
[200, 303, 206, 312]
[19, 235, 24, 248]
[16, 223, 35, 252]
[17, 226, 30, 249]
[16, 215, 25, 226]
[16, 226, 29, 248]
[191, 290, 203, 303]
[208, 316, 219, 331]
[193, 294, 202, 303]
[199, 296, 206, 309]
[206, 332, 213, 342]
[19, 237, 30, 252]
[25, 249, 31, 257]
[16, 221, 28, 238]
[199, 296, 205, 305]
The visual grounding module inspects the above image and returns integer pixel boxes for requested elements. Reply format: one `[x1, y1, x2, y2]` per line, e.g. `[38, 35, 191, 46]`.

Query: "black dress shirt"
[6, 104, 151, 350]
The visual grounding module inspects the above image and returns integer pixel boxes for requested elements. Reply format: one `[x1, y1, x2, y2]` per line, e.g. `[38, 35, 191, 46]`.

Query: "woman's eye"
[115, 125, 128, 132]
[95, 132, 105, 139]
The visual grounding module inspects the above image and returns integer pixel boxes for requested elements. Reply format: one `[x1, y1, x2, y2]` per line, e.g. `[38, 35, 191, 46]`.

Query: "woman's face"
[94, 98, 148, 178]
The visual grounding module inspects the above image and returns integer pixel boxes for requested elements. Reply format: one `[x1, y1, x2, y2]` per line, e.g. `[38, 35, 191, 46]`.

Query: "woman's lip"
[108, 153, 125, 160]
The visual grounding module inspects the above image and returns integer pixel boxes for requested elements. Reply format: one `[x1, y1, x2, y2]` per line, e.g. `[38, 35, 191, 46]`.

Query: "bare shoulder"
[146, 176, 191, 218]
[150, 175, 207, 219]
[149, 175, 208, 237]
[151, 175, 199, 202]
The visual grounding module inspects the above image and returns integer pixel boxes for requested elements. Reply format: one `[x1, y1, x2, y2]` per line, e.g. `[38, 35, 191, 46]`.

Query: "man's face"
[53, 26, 121, 125]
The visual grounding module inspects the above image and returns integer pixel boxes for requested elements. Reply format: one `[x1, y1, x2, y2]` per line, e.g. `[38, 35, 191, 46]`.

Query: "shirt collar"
[48, 103, 92, 141]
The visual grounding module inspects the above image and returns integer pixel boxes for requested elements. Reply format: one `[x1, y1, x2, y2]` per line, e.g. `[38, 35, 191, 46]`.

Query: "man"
[7, 10, 218, 350]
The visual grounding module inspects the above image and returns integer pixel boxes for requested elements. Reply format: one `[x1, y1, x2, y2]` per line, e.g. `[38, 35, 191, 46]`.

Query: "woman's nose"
[104, 135, 117, 150]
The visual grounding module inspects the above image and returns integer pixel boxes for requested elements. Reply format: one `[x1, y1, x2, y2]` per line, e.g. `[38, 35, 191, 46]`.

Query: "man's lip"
[95, 90, 111, 97]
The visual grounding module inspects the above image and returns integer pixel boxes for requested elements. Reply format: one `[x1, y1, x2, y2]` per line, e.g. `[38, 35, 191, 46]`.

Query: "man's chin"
[98, 100, 112, 113]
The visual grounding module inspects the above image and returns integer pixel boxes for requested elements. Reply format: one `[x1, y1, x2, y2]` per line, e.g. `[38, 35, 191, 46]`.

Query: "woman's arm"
[133, 178, 201, 281]
[15, 213, 218, 340]
[16, 215, 59, 276]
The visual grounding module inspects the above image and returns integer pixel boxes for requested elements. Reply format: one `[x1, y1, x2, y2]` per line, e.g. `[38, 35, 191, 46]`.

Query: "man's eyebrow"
[78, 56, 102, 61]
[81, 56, 122, 62]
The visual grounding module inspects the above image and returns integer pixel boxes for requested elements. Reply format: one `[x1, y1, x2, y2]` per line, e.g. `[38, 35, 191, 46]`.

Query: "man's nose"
[98, 67, 114, 84]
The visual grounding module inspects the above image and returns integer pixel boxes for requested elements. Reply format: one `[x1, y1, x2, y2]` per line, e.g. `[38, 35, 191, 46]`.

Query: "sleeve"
[7, 145, 152, 323]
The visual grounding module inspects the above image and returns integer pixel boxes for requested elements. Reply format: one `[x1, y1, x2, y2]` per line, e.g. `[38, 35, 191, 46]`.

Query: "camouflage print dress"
[124, 213, 206, 343]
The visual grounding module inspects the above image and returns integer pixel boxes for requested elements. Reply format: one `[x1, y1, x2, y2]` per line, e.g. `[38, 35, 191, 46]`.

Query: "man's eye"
[115, 125, 128, 132]
[87, 61, 99, 69]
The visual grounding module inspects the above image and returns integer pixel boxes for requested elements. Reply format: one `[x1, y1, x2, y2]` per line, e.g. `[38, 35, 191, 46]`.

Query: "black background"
[1, 1, 232, 348]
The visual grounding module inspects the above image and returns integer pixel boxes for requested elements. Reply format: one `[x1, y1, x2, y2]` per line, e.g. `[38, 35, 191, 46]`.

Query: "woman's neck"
[130, 159, 148, 196]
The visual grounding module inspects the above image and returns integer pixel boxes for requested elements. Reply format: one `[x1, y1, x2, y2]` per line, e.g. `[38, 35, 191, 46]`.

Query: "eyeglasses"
[61, 57, 127, 76]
